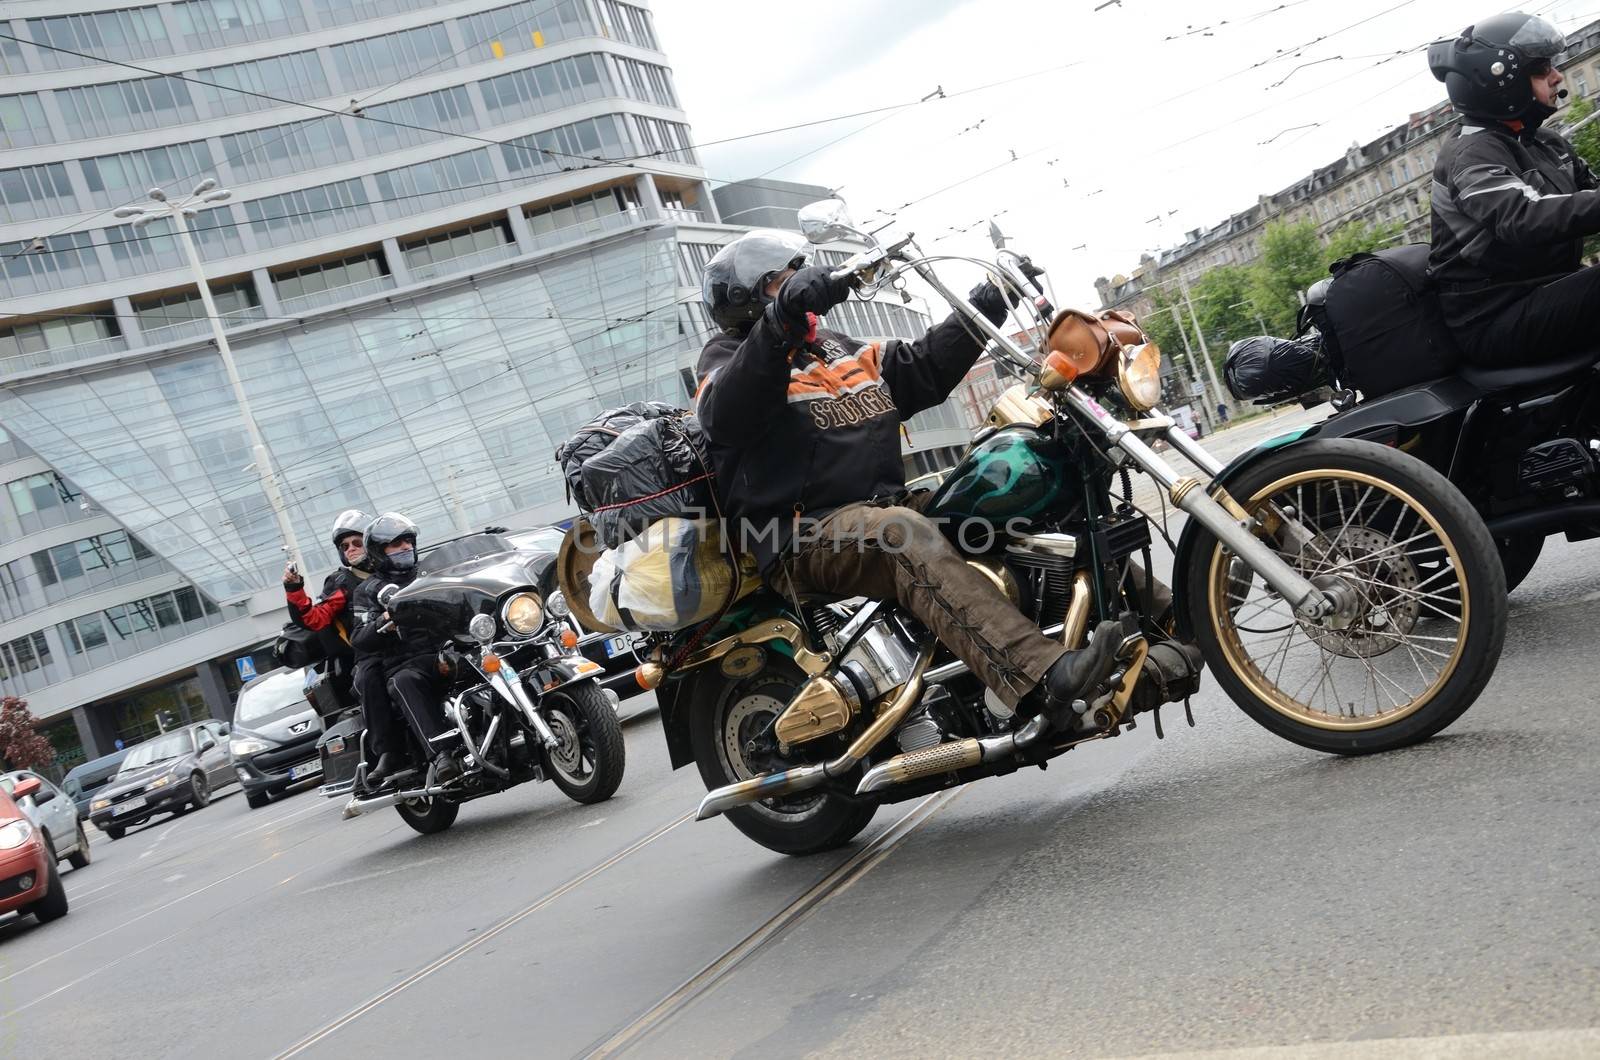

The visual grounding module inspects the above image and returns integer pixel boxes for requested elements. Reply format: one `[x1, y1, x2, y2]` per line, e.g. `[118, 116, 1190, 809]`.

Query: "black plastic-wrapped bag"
[1224, 335, 1331, 403]
[582, 414, 716, 548]
[554, 401, 676, 509]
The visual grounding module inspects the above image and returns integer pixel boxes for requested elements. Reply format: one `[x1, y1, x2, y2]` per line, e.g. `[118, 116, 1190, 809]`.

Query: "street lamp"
[116, 181, 304, 570]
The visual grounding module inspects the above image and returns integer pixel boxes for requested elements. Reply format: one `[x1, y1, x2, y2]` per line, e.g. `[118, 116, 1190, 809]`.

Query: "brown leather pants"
[776, 501, 1067, 708]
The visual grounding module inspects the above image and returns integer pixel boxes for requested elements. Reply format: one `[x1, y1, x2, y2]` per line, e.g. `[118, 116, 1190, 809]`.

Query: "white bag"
[587, 518, 755, 632]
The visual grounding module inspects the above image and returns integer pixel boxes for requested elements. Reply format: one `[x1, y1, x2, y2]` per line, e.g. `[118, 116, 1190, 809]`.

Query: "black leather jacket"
[350, 570, 438, 669]
[1430, 120, 1600, 327]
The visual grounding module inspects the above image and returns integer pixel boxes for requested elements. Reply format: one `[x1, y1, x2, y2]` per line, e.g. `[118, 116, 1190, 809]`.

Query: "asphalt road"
[2, 436, 1596, 1058]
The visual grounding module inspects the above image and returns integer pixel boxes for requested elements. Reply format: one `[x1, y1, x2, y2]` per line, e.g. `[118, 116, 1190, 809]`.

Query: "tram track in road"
[582, 787, 967, 1060]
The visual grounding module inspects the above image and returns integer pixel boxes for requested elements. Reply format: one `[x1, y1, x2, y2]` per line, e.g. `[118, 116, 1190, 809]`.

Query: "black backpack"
[273, 621, 325, 670]
[1310, 244, 1461, 398]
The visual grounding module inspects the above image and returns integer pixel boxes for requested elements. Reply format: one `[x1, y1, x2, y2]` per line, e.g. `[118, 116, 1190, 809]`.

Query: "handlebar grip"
[829, 264, 857, 283]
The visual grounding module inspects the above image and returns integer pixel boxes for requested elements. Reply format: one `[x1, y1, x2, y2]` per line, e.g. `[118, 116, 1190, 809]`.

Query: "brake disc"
[1301, 526, 1421, 659]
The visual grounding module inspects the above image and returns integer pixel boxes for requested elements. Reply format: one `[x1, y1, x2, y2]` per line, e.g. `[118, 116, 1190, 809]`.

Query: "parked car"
[0, 778, 69, 924]
[61, 749, 130, 819]
[87, 721, 236, 839]
[0, 771, 90, 871]
[229, 666, 326, 809]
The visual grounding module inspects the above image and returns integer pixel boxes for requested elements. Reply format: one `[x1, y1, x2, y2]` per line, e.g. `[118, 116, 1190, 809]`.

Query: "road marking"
[584, 787, 964, 1059]
[271, 811, 694, 1059]
[579, 816, 609, 829]
[1113, 1027, 1600, 1058]
[296, 856, 445, 896]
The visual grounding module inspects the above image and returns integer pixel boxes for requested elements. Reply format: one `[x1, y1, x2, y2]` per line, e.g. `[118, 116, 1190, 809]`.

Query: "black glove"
[771, 266, 852, 326]
[969, 279, 1020, 326]
[282, 564, 303, 591]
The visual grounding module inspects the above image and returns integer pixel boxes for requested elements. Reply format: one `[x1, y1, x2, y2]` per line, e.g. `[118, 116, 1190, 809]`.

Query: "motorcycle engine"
[1518, 438, 1594, 499]
[1004, 532, 1080, 627]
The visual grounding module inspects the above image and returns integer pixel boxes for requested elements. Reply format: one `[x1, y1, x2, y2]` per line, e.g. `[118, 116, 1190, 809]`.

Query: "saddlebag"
[1223, 335, 1331, 403]
[274, 621, 325, 670]
[1315, 244, 1461, 398]
[587, 517, 758, 632]
[578, 412, 717, 549]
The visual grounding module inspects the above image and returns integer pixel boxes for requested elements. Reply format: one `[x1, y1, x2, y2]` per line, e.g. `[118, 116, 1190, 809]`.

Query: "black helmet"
[364, 512, 419, 577]
[330, 508, 371, 569]
[701, 229, 809, 332]
[1428, 12, 1567, 122]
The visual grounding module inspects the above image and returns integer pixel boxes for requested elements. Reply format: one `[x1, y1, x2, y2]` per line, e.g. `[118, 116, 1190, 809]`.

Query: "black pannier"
[273, 621, 325, 670]
[575, 412, 716, 549]
[1317, 244, 1461, 397]
[1224, 335, 1331, 403]
[553, 401, 676, 510]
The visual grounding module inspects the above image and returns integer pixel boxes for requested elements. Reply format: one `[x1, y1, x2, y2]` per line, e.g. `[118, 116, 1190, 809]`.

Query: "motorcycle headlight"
[1117, 342, 1164, 412]
[546, 590, 571, 620]
[0, 819, 34, 850]
[230, 735, 270, 756]
[501, 592, 544, 636]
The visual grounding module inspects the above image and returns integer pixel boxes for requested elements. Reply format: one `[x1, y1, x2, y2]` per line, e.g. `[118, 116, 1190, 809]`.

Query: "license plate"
[289, 761, 322, 780]
[603, 635, 632, 659]
[114, 797, 146, 815]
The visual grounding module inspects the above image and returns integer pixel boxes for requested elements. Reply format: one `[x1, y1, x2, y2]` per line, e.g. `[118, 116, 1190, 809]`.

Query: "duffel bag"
[1223, 334, 1331, 403]
[1320, 244, 1461, 397]
[581, 413, 716, 549]
[554, 401, 676, 510]
[587, 517, 758, 632]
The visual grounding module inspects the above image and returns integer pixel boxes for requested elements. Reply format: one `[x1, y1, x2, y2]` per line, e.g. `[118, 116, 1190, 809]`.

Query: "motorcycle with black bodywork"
[318, 532, 624, 835]
[579, 201, 1508, 857]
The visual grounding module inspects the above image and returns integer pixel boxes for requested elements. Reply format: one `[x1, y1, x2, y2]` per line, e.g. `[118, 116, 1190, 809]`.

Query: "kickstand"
[1152, 705, 1164, 740]
[1183, 695, 1196, 727]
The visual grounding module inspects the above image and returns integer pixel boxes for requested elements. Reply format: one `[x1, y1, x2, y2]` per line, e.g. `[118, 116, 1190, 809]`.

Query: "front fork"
[479, 657, 562, 751]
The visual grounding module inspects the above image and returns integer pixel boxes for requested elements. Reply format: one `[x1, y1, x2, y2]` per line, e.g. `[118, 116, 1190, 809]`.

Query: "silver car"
[1, 770, 91, 871]
[229, 667, 326, 809]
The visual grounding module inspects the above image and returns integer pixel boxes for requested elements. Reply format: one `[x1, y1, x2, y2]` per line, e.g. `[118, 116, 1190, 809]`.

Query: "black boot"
[366, 752, 403, 788]
[431, 750, 464, 786]
[1023, 619, 1127, 730]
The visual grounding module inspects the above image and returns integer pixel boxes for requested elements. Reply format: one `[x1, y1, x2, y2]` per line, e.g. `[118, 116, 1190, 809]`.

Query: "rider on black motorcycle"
[696, 230, 1144, 730]
[283, 509, 370, 703]
[1429, 12, 1600, 364]
[351, 513, 464, 786]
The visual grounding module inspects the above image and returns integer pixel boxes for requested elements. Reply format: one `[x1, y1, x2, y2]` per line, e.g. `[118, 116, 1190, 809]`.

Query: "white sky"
[651, 0, 1600, 309]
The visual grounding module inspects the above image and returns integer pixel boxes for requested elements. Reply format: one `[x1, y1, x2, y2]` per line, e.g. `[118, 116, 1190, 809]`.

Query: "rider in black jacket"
[695, 229, 1132, 729]
[1428, 12, 1600, 363]
[283, 509, 371, 703]
[350, 513, 462, 786]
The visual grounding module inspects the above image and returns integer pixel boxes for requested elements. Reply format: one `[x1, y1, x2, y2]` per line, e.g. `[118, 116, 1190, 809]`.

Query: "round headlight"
[546, 590, 571, 619]
[1117, 342, 1164, 412]
[468, 613, 497, 643]
[0, 819, 34, 850]
[501, 592, 544, 636]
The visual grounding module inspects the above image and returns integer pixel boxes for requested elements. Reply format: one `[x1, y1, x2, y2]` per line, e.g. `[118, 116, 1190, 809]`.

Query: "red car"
[0, 776, 68, 925]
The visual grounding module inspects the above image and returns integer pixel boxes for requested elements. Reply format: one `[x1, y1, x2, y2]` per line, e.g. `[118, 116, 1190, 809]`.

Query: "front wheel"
[395, 796, 459, 835]
[67, 823, 91, 870]
[188, 773, 210, 809]
[1185, 438, 1507, 756]
[541, 682, 625, 805]
[29, 853, 68, 923]
[688, 661, 877, 856]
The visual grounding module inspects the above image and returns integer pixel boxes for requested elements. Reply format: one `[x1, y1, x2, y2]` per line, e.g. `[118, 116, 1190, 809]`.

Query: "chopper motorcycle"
[597, 200, 1507, 857]
[320, 531, 625, 835]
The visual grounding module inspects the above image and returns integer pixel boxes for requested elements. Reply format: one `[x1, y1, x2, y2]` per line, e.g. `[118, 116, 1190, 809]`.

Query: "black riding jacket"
[694, 309, 986, 569]
[350, 570, 439, 671]
[1430, 120, 1600, 327]
[286, 567, 365, 669]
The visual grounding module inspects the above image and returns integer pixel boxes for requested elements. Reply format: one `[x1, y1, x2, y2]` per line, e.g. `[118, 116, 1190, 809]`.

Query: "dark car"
[505, 527, 645, 705]
[61, 748, 130, 819]
[88, 722, 237, 839]
[229, 666, 325, 809]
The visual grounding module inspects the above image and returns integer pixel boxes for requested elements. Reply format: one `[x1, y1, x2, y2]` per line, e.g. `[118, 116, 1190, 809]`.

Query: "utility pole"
[1167, 305, 1216, 433]
[118, 181, 305, 571]
[1179, 272, 1231, 418]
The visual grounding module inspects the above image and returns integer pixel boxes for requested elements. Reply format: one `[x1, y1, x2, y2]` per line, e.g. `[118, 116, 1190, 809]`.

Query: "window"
[501, 115, 632, 176]
[27, 8, 171, 68]
[598, 0, 659, 49]
[0, 95, 52, 149]
[273, 252, 388, 303]
[401, 219, 513, 270]
[614, 57, 678, 107]
[7, 471, 81, 517]
[245, 179, 374, 248]
[524, 185, 639, 236]
[478, 54, 611, 125]
[0, 232, 104, 299]
[372, 149, 498, 216]
[173, 0, 309, 49]
[329, 23, 455, 93]
[56, 77, 199, 138]
[633, 116, 697, 165]
[222, 117, 353, 183]
[196, 51, 330, 116]
[0, 315, 120, 364]
[310, 0, 434, 28]
[457, 0, 593, 61]
[677, 241, 720, 286]
[106, 208, 245, 277]
[355, 86, 476, 155]
[1577, 70, 1591, 98]
[81, 142, 217, 208]
[0, 164, 79, 223]
[0, 35, 24, 76]
[134, 281, 259, 331]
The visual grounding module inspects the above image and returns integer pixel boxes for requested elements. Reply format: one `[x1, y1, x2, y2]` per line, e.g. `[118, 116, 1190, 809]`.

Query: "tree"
[1565, 96, 1600, 171]
[1248, 220, 1327, 334]
[1323, 218, 1405, 264]
[0, 696, 53, 772]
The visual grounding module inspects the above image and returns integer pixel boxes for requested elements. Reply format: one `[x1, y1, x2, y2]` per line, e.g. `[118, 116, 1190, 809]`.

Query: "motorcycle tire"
[541, 681, 625, 805]
[1184, 438, 1506, 756]
[688, 659, 877, 857]
[395, 796, 459, 835]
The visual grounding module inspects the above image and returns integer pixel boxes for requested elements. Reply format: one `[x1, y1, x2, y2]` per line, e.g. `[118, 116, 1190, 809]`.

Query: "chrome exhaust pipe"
[695, 645, 935, 821]
[856, 712, 1052, 793]
[342, 783, 448, 819]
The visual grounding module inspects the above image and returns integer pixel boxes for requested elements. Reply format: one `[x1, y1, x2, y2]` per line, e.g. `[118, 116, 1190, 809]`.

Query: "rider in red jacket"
[283, 509, 371, 700]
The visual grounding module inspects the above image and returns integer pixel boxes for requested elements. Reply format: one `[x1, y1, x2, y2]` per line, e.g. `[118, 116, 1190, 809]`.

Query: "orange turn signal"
[560, 629, 578, 649]
[1039, 350, 1080, 390]
[481, 653, 502, 673]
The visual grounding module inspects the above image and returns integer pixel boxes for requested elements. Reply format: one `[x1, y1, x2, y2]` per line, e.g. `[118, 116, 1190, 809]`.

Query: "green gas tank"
[924, 425, 1072, 530]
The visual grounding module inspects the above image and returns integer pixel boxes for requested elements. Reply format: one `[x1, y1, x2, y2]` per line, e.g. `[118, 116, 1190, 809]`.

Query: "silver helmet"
[330, 508, 371, 568]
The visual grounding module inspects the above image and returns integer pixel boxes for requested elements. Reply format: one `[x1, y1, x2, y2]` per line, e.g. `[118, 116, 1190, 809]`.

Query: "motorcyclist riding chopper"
[694, 229, 1197, 734]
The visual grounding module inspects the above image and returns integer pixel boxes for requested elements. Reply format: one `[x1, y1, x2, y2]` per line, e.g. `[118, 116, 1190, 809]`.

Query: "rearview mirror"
[798, 198, 860, 244]
[10, 776, 41, 800]
[377, 583, 399, 608]
[199, 736, 216, 752]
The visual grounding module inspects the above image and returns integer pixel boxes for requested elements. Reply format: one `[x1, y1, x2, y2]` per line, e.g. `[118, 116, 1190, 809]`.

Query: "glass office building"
[0, 1, 942, 769]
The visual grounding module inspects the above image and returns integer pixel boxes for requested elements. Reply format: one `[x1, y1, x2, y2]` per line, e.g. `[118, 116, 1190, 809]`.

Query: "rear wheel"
[541, 682, 625, 805]
[395, 796, 459, 835]
[67, 823, 90, 870]
[29, 852, 68, 923]
[1186, 439, 1507, 755]
[689, 660, 877, 857]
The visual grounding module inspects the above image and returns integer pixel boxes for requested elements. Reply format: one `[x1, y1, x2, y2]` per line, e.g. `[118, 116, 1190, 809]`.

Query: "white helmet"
[330, 508, 371, 569]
